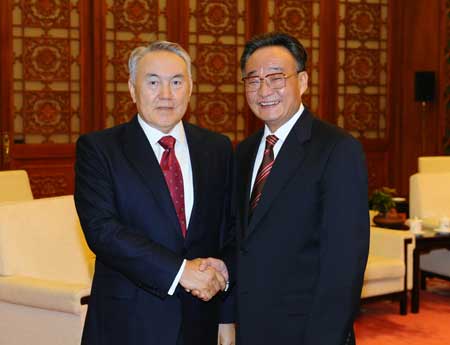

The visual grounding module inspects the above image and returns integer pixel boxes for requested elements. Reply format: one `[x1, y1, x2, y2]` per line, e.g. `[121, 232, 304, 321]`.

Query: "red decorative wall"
[187, 0, 247, 142]
[12, 0, 81, 144]
[104, 0, 167, 127]
[268, 0, 321, 115]
[0, 0, 448, 198]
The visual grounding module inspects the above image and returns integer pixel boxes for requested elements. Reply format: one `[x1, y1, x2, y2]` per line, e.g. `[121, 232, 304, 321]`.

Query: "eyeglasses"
[242, 71, 300, 91]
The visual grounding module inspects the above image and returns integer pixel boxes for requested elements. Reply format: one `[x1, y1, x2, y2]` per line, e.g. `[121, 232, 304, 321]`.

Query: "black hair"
[240, 32, 307, 74]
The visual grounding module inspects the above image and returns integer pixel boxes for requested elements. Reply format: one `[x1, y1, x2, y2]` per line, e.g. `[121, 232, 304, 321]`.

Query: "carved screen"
[187, 0, 247, 142]
[267, 0, 320, 115]
[12, 0, 81, 144]
[337, 0, 388, 139]
[104, 0, 168, 127]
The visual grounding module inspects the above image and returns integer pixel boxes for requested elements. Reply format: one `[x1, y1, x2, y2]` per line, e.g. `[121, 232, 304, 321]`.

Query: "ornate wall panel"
[267, 0, 321, 115]
[104, 0, 168, 127]
[12, 0, 81, 144]
[187, 0, 247, 142]
[337, 0, 388, 139]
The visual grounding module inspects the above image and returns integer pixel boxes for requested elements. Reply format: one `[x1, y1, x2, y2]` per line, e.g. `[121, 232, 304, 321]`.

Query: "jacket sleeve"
[74, 134, 183, 298]
[302, 136, 370, 345]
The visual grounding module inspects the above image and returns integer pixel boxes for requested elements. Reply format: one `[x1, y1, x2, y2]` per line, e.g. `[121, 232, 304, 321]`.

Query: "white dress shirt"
[250, 104, 305, 197]
[138, 115, 192, 295]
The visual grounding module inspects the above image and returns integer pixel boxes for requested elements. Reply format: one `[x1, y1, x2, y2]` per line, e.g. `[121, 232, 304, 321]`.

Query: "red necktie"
[249, 135, 279, 214]
[159, 136, 187, 237]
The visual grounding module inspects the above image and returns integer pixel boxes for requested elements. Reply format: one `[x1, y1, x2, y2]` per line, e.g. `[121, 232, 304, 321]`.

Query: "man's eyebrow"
[144, 73, 160, 78]
[245, 66, 283, 77]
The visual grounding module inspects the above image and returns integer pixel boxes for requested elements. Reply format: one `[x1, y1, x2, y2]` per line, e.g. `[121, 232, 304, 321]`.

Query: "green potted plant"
[369, 187, 404, 228]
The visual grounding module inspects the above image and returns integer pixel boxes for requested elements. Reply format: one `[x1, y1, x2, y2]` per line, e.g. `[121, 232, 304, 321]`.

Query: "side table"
[411, 230, 450, 313]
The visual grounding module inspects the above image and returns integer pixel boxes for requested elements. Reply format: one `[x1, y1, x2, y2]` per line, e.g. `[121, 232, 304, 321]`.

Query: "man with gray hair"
[75, 40, 235, 345]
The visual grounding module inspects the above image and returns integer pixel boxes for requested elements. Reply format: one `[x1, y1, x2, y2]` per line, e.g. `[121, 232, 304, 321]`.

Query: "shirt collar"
[137, 114, 187, 148]
[263, 103, 305, 142]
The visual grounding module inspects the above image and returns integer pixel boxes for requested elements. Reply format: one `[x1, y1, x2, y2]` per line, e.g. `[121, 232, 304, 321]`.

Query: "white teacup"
[439, 216, 450, 231]
[408, 217, 423, 233]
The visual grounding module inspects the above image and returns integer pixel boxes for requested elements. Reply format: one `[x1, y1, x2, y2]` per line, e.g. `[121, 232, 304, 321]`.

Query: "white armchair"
[409, 171, 450, 282]
[418, 156, 450, 173]
[0, 170, 33, 203]
[361, 226, 414, 314]
[0, 195, 95, 345]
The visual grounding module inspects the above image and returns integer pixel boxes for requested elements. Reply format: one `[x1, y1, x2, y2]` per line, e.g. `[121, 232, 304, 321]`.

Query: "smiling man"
[234, 32, 370, 345]
[74, 41, 235, 345]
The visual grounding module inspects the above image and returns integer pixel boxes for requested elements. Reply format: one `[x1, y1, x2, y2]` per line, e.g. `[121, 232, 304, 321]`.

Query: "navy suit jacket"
[75, 116, 233, 345]
[235, 109, 369, 345]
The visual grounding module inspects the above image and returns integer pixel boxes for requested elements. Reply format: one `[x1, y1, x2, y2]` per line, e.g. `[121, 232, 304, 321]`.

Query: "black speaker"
[414, 71, 435, 102]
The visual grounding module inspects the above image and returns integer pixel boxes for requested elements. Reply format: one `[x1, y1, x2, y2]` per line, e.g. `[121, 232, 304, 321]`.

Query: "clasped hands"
[180, 257, 229, 301]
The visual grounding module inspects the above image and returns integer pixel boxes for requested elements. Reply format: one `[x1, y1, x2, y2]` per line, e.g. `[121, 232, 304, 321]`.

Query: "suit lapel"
[121, 116, 184, 241]
[183, 123, 208, 246]
[245, 110, 314, 238]
[239, 131, 263, 236]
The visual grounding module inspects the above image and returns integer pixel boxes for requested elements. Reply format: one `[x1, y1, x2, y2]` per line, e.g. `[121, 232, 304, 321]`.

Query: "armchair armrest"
[369, 227, 414, 259]
[369, 227, 414, 289]
[0, 275, 90, 315]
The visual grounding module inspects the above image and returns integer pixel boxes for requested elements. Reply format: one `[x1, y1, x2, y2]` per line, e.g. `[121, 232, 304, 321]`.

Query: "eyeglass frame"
[241, 70, 302, 91]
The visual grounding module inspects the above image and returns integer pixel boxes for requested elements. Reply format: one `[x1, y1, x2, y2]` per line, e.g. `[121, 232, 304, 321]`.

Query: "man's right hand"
[180, 258, 226, 301]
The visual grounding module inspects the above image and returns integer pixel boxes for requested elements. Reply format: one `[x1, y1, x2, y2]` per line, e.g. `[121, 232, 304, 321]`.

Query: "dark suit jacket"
[74, 116, 233, 345]
[235, 109, 369, 345]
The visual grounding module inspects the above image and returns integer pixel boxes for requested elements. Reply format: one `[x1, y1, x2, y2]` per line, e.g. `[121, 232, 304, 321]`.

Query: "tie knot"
[265, 135, 278, 148]
[159, 135, 176, 150]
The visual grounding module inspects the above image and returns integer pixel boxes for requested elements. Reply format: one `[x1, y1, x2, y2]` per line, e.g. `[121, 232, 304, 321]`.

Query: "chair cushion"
[364, 256, 404, 281]
[0, 275, 90, 315]
[409, 173, 450, 220]
[0, 170, 33, 203]
[0, 196, 94, 284]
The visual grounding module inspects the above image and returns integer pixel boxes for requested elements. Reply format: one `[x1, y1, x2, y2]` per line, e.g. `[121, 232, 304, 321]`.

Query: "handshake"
[180, 257, 229, 301]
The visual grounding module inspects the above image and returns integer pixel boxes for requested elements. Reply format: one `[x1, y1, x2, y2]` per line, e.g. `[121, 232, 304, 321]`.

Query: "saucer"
[412, 230, 425, 235]
[434, 228, 450, 234]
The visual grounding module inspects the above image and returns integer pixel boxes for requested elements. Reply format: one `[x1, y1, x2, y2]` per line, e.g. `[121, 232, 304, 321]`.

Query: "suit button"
[182, 248, 187, 256]
[240, 248, 248, 256]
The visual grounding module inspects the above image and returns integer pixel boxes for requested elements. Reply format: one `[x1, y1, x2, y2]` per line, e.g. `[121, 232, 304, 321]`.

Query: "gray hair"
[128, 40, 192, 84]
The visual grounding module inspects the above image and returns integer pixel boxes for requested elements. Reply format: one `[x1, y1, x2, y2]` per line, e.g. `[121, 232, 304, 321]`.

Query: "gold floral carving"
[113, 0, 158, 34]
[30, 174, 68, 198]
[23, 91, 70, 140]
[23, 0, 70, 28]
[112, 92, 137, 125]
[343, 95, 378, 134]
[23, 38, 70, 81]
[197, 94, 235, 132]
[275, 1, 312, 37]
[346, 3, 381, 41]
[196, 45, 236, 84]
[344, 49, 379, 86]
[197, 1, 236, 35]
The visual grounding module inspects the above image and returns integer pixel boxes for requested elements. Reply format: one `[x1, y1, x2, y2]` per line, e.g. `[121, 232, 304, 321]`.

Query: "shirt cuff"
[168, 259, 186, 295]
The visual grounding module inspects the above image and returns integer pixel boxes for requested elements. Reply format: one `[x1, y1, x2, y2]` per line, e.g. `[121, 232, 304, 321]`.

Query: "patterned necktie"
[249, 135, 279, 214]
[159, 136, 187, 237]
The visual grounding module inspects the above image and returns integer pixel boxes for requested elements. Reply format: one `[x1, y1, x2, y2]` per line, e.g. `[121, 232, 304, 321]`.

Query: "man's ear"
[128, 79, 136, 103]
[188, 78, 193, 97]
[298, 71, 309, 95]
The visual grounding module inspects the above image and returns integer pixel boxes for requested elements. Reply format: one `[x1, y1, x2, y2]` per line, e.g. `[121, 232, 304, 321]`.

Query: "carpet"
[355, 278, 450, 344]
